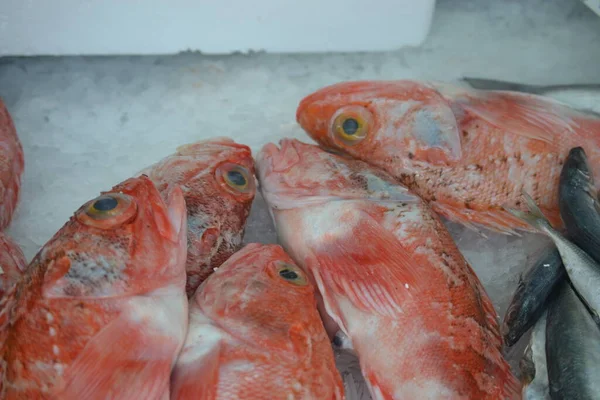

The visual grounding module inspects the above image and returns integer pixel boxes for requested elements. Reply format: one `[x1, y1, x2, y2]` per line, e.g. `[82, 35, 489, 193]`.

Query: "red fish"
[295, 80, 600, 234]
[139, 137, 256, 297]
[0, 231, 26, 306]
[0, 232, 26, 350]
[0, 99, 24, 230]
[1, 175, 188, 399]
[256, 138, 521, 399]
[171, 243, 344, 400]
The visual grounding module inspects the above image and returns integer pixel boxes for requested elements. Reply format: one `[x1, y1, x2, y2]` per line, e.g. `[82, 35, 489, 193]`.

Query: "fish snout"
[296, 95, 334, 144]
[258, 140, 302, 175]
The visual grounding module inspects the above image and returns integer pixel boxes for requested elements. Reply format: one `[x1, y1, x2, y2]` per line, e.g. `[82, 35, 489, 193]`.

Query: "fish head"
[197, 243, 325, 354]
[36, 175, 187, 298]
[296, 80, 462, 168]
[563, 146, 595, 189]
[142, 137, 256, 206]
[140, 137, 257, 293]
[256, 138, 419, 210]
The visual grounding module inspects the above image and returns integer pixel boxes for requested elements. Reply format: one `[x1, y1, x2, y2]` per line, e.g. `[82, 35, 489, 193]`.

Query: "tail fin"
[503, 191, 553, 232]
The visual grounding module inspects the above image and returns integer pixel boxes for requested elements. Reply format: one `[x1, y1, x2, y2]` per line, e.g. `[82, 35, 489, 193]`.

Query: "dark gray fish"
[546, 281, 600, 399]
[502, 246, 564, 347]
[519, 311, 550, 400]
[460, 78, 600, 117]
[559, 147, 600, 264]
[461, 77, 600, 96]
[505, 191, 600, 321]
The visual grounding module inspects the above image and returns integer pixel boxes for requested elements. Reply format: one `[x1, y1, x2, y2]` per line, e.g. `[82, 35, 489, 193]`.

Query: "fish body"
[0, 232, 26, 302]
[139, 137, 256, 297]
[558, 147, 600, 263]
[519, 311, 549, 400]
[0, 232, 26, 372]
[256, 139, 520, 399]
[1, 175, 188, 399]
[296, 80, 600, 234]
[502, 246, 564, 347]
[546, 282, 600, 399]
[170, 243, 344, 400]
[0, 99, 24, 230]
[506, 191, 600, 321]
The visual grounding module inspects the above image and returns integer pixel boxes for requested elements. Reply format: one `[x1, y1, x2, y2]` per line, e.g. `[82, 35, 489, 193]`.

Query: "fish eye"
[216, 162, 255, 197]
[226, 169, 247, 187]
[92, 196, 118, 212]
[274, 261, 308, 286]
[77, 193, 138, 229]
[279, 268, 298, 280]
[342, 118, 359, 135]
[331, 106, 373, 146]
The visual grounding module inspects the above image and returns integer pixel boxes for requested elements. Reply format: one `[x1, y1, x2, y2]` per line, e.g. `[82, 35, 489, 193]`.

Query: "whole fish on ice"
[0, 98, 24, 230]
[139, 137, 256, 297]
[545, 281, 600, 399]
[558, 146, 600, 263]
[256, 138, 520, 399]
[518, 311, 549, 400]
[460, 77, 600, 115]
[506, 191, 600, 322]
[296, 80, 600, 234]
[171, 243, 344, 400]
[503, 146, 600, 347]
[1, 175, 188, 399]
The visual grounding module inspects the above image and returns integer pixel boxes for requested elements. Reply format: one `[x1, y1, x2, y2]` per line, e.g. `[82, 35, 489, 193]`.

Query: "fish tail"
[503, 190, 552, 232]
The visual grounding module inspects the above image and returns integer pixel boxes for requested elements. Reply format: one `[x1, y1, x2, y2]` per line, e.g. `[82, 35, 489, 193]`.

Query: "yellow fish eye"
[77, 193, 138, 229]
[332, 106, 372, 145]
[216, 163, 254, 195]
[275, 261, 308, 286]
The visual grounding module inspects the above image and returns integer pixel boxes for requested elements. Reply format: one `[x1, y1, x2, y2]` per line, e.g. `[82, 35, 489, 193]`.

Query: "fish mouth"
[255, 139, 306, 189]
[256, 138, 419, 210]
[164, 184, 186, 242]
[256, 139, 334, 210]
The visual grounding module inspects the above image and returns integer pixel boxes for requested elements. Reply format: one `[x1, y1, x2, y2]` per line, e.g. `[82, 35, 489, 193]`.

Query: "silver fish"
[519, 311, 550, 400]
[559, 146, 600, 263]
[505, 191, 600, 320]
[546, 281, 600, 399]
[334, 348, 372, 400]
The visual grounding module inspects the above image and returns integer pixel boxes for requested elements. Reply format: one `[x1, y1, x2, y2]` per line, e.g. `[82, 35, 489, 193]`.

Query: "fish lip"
[256, 139, 419, 210]
[162, 184, 186, 243]
[256, 139, 301, 177]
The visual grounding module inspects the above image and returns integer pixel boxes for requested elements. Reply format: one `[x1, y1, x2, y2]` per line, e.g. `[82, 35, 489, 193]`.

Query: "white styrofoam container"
[582, 0, 600, 17]
[0, 0, 436, 56]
